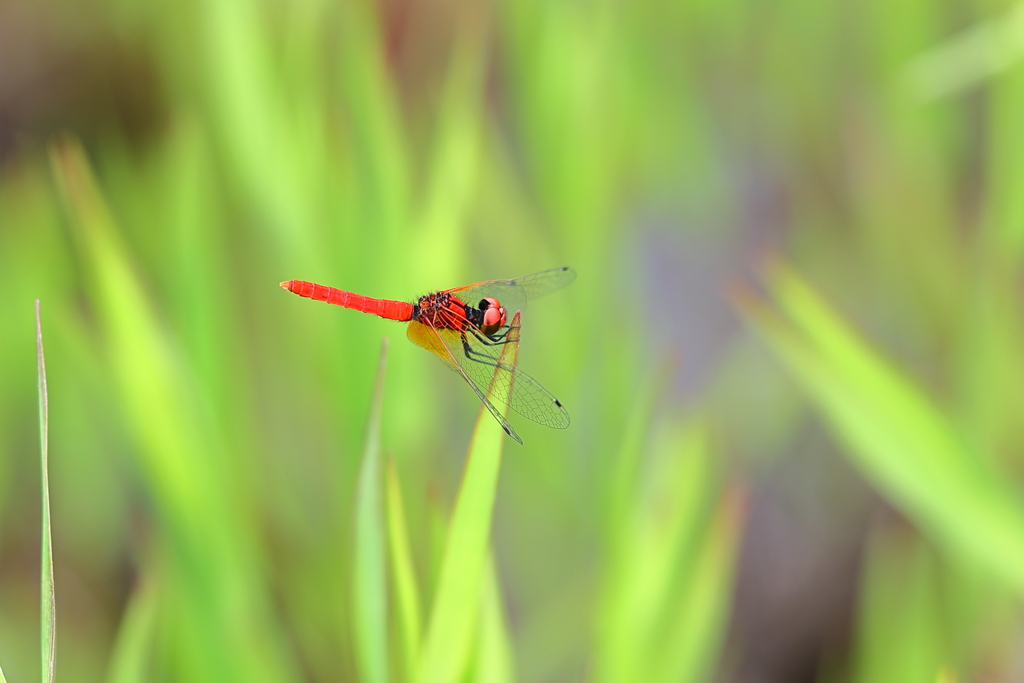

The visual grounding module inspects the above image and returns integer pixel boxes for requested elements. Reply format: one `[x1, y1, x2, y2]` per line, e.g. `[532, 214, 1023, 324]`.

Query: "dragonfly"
[280, 267, 576, 444]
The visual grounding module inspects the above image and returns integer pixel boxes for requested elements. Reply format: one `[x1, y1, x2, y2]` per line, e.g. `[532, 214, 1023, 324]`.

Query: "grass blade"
[470, 554, 514, 683]
[596, 421, 737, 683]
[851, 529, 942, 683]
[653, 489, 743, 683]
[37, 300, 56, 683]
[353, 339, 390, 683]
[387, 458, 422, 683]
[106, 574, 160, 683]
[903, 3, 1024, 102]
[738, 262, 1024, 595]
[417, 313, 520, 683]
[50, 133, 298, 682]
[416, 413, 505, 683]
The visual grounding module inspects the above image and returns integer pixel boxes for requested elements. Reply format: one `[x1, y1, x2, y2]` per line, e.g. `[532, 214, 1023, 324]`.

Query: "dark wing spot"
[554, 398, 563, 407]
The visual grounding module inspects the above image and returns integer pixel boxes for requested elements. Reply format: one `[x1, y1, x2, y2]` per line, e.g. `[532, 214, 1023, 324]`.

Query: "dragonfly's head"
[478, 297, 507, 336]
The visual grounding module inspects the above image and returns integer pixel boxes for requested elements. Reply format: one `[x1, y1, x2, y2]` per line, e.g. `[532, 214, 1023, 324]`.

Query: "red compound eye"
[479, 297, 506, 335]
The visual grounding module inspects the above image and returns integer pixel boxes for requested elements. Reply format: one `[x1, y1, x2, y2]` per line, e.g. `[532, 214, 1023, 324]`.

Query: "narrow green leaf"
[0, 663, 7, 683]
[470, 554, 514, 683]
[416, 411, 504, 683]
[353, 338, 390, 683]
[50, 134, 298, 683]
[739, 263, 1024, 595]
[654, 491, 743, 683]
[412, 26, 486, 280]
[387, 458, 422, 683]
[417, 314, 519, 683]
[336, 0, 410, 241]
[605, 368, 663, 543]
[37, 300, 56, 683]
[596, 421, 735, 683]
[851, 529, 942, 683]
[902, 3, 1024, 102]
[106, 574, 160, 683]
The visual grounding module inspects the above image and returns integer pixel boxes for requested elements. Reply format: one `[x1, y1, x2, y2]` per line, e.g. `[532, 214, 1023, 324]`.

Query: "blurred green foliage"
[2, 0, 1024, 681]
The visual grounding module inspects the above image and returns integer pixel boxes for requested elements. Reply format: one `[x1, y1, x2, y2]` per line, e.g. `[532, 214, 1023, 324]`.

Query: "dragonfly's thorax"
[412, 291, 504, 335]
[412, 291, 472, 331]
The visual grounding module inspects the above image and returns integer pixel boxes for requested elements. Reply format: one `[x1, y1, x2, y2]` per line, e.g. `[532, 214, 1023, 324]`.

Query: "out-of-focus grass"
[739, 263, 1024, 595]
[851, 529, 942, 683]
[417, 365, 512, 683]
[386, 458, 422, 683]
[105, 574, 159, 683]
[595, 421, 740, 683]
[1, 0, 1024, 680]
[472, 554, 516, 683]
[352, 340, 389, 683]
[50, 136, 299, 682]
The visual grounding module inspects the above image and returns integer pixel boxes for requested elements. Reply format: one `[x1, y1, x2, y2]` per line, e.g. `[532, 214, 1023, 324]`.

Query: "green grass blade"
[902, 3, 1024, 102]
[654, 491, 742, 683]
[50, 134, 298, 683]
[596, 421, 737, 683]
[387, 458, 422, 683]
[37, 300, 56, 683]
[106, 574, 160, 683]
[605, 368, 661, 542]
[417, 374, 510, 683]
[412, 26, 485, 280]
[353, 339, 390, 683]
[739, 263, 1024, 595]
[851, 530, 942, 683]
[470, 554, 514, 683]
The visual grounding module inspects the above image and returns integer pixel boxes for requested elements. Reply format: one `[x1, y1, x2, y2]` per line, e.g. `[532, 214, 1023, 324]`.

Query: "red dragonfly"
[280, 267, 576, 444]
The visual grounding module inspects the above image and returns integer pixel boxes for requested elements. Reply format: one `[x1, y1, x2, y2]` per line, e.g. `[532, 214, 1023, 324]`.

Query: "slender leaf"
[851, 529, 942, 683]
[416, 313, 520, 683]
[412, 26, 486, 281]
[353, 339, 390, 683]
[596, 420, 736, 683]
[416, 411, 505, 683]
[903, 3, 1024, 102]
[387, 458, 422, 683]
[37, 300, 56, 683]
[654, 489, 743, 683]
[739, 263, 1024, 595]
[106, 575, 160, 683]
[50, 134, 298, 683]
[470, 554, 514, 683]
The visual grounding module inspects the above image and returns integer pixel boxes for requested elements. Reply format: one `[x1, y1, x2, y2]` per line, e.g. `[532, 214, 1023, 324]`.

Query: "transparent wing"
[444, 266, 576, 311]
[407, 319, 523, 444]
[406, 314, 570, 434]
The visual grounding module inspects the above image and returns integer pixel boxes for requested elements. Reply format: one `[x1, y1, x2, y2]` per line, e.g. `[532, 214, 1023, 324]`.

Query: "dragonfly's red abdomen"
[281, 280, 414, 321]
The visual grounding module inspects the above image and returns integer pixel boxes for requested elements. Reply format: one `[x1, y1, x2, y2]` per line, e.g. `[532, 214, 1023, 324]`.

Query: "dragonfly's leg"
[461, 335, 508, 369]
[468, 327, 518, 347]
[489, 325, 519, 341]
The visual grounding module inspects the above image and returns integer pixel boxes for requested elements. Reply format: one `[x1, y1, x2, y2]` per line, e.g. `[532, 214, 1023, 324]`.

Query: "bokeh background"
[3, 0, 1024, 681]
